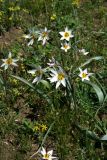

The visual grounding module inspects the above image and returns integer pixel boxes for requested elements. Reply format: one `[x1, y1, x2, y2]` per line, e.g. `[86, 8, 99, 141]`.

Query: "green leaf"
[0, 75, 4, 85]
[100, 135, 107, 141]
[104, 94, 107, 102]
[75, 124, 99, 141]
[74, 56, 104, 73]
[40, 80, 50, 89]
[93, 76, 106, 96]
[86, 130, 99, 141]
[81, 56, 104, 68]
[85, 80, 104, 104]
[11, 75, 35, 89]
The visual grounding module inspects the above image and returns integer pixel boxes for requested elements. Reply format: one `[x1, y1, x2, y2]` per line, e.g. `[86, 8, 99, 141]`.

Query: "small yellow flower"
[72, 0, 81, 7]
[33, 126, 40, 132]
[12, 88, 20, 96]
[9, 16, 13, 21]
[22, 9, 29, 13]
[9, 6, 20, 12]
[9, 78, 18, 85]
[21, 64, 25, 72]
[14, 6, 20, 11]
[12, 79, 18, 85]
[41, 124, 47, 132]
[50, 14, 57, 21]
[0, 11, 4, 20]
[8, 7, 14, 11]
[0, 11, 3, 16]
[0, 92, 5, 98]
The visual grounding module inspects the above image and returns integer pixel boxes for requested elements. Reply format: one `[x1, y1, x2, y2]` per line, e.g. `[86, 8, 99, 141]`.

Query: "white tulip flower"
[59, 27, 74, 41]
[1, 52, 18, 70]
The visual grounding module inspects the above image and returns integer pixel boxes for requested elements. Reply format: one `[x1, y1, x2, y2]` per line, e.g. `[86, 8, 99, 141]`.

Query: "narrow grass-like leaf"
[74, 56, 104, 73]
[80, 56, 104, 68]
[40, 80, 50, 89]
[85, 80, 104, 104]
[93, 76, 106, 96]
[100, 135, 107, 141]
[75, 124, 99, 141]
[30, 122, 55, 159]
[104, 94, 107, 102]
[86, 130, 99, 141]
[0, 75, 4, 85]
[11, 75, 35, 89]
[40, 122, 55, 148]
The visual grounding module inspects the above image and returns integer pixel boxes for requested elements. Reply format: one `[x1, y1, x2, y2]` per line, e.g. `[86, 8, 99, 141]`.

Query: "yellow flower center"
[82, 73, 87, 78]
[58, 73, 65, 80]
[35, 70, 43, 76]
[44, 153, 49, 159]
[42, 32, 48, 38]
[64, 32, 69, 38]
[64, 44, 68, 49]
[6, 58, 13, 65]
[32, 34, 36, 39]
